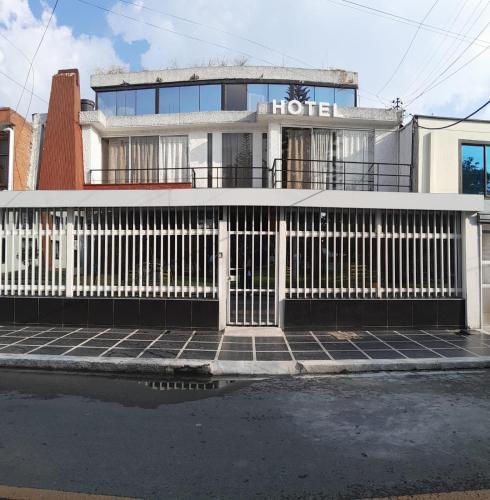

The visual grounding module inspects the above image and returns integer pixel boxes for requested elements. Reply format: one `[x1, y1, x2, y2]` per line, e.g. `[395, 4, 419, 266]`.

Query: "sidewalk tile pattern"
[0, 326, 489, 362]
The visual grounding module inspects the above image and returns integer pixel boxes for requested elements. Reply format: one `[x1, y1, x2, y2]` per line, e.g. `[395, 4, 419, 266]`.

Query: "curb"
[0, 354, 489, 376]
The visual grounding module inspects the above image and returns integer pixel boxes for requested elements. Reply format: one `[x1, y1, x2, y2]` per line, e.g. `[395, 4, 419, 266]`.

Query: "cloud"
[0, 0, 125, 117]
[106, 0, 490, 118]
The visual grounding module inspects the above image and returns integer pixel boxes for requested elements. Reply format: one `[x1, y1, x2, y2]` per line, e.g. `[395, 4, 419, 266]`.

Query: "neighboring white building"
[0, 66, 484, 331]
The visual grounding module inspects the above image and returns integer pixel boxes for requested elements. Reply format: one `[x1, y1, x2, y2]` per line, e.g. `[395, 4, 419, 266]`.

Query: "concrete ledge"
[0, 354, 489, 376]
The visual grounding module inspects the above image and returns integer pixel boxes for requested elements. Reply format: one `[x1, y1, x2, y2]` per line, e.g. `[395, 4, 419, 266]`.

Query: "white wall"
[416, 117, 490, 194]
[82, 126, 102, 184]
[462, 212, 481, 329]
[188, 132, 208, 188]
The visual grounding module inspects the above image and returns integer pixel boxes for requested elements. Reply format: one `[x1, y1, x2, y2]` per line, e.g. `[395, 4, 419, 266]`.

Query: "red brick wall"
[38, 69, 84, 190]
[0, 108, 32, 190]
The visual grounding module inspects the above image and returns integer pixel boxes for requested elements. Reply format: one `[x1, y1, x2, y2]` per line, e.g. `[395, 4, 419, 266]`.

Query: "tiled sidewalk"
[0, 326, 489, 362]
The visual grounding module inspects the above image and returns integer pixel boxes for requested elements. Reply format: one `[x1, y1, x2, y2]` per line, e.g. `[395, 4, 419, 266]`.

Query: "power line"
[15, 0, 59, 112]
[333, 0, 490, 47]
[407, 25, 490, 105]
[414, 99, 490, 129]
[76, 0, 277, 66]
[377, 0, 440, 95]
[113, 0, 315, 68]
[0, 70, 48, 104]
[404, 1, 489, 101]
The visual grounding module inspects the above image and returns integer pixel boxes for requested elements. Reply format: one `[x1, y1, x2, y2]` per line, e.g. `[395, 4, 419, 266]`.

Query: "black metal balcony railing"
[88, 168, 194, 185]
[88, 159, 413, 192]
[271, 159, 413, 192]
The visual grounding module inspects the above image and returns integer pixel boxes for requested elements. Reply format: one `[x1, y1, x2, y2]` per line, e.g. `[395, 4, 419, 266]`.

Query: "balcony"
[86, 159, 413, 192]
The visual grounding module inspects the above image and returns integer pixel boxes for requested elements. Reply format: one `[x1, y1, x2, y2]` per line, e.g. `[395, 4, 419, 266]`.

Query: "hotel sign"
[271, 99, 337, 117]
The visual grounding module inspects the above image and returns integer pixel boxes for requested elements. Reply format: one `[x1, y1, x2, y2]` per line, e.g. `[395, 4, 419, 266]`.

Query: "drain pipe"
[4, 126, 14, 190]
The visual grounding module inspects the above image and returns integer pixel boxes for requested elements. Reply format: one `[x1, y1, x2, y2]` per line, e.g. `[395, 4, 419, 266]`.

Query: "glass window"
[268, 84, 289, 102]
[97, 91, 117, 116]
[159, 87, 180, 114]
[223, 84, 247, 111]
[180, 85, 199, 113]
[103, 137, 129, 184]
[335, 88, 356, 107]
[135, 89, 155, 115]
[222, 133, 252, 187]
[247, 84, 268, 110]
[199, 84, 221, 111]
[486, 146, 490, 194]
[462, 144, 485, 194]
[315, 86, 335, 103]
[116, 90, 136, 116]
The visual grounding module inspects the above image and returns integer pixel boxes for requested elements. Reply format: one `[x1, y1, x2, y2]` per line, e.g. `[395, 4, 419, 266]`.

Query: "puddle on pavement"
[0, 369, 257, 408]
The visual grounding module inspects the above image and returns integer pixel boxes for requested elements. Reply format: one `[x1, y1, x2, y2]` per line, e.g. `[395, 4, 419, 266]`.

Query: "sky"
[0, 0, 489, 122]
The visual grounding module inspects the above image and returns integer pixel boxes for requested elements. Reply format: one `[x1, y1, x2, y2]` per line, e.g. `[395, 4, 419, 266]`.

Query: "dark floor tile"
[63, 347, 106, 357]
[16, 338, 49, 346]
[31, 346, 71, 356]
[255, 336, 288, 344]
[186, 341, 220, 351]
[102, 348, 143, 358]
[256, 351, 292, 361]
[364, 350, 405, 359]
[218, 350, 253, 361]
[222, 336, 252, 343]
[84, 339, 120, 348]
[292, 351, 329, 360]
[384, 341, 423, 350]
[320, 341, 358, 351]
[254, 343, 288, 352]
[287, 342, 323, 351]
[0, 345, 37, 354]
[398, 349, 442, 359]
[140, 349, 179, 359]
[352, 340, 388, 350]
[115, 340, 152, 349]
[415, 340, 454, 348]
[328, 350, 369, 360]
[284, 335, 315, 342]
[89, 332, 128, 340]
[432, 348, 477, 358]
[460, 347, 490, 356]
[50, 338, 90, 347]
[152, 340, 187, 349]
[190, 334, 222, 342]
[127, 333, 162, 341]
[180, 350, 216, 360]
[158, 333, 194, 341]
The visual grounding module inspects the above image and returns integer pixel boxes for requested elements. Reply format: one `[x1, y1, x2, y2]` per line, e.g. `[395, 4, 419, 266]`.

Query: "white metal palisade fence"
[286, 208, 462, 299]
[0, 207, 219, 298]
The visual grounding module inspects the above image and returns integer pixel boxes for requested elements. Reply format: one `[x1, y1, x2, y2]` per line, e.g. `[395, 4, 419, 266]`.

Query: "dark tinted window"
[335, 88, 356, 106]
[222, 133, 252, 187]
[268, 84, 289, 102]
[97, 91, 117, 116]
[116, 90, 136, 115]
[159, 86, 180, 114]
[462, 144, 485, 194]
[199, 84, 221, 111]
[135, 88, 155, 115]
[223, 84, 247, 111]
[315, 86, 335, 103]
[180, 85, 199, 113]
[248, 84, 268, 110]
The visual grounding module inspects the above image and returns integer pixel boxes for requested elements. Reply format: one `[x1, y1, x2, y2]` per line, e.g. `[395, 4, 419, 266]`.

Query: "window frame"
[460, 141, 490, 197]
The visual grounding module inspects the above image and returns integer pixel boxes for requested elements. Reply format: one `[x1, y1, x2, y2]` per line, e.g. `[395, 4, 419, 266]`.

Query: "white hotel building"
[0, 66, 485, 332]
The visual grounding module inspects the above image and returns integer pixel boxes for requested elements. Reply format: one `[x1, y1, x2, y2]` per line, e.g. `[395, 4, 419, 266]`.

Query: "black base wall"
[284, 299, 466, 330]
[0, 297, 218, 329]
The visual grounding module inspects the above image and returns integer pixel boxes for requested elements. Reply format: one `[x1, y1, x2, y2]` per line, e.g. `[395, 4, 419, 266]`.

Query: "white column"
[6, 127, 14, 191]
[212, 132, 222, 188]
[65, 208, 75, 297]
[189, 132, 208, 188]
[218, 209, 228, 330]
[462, 212, 480, 329]
[277, 207, 287, 329]
[267, 122, 281, 188]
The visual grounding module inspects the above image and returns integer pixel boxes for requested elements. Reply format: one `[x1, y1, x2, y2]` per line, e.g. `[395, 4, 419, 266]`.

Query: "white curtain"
[339, 130, 374, 191]
[160, 136, 188, 183]
[131, 136, 159, 183]
[311, 129, 334, 189]
[106, 137, 129, 184]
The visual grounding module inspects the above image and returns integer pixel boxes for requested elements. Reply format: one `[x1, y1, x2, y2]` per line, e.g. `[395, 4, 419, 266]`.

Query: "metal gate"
[227, 207, 278, 325]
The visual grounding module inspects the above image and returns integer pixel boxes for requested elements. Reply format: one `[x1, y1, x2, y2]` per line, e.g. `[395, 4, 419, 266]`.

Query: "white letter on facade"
[288, 100, 302, 115]
[306, 101, 316, 116]
[272, 99, 286, 114]
[319, 102, 331, 117]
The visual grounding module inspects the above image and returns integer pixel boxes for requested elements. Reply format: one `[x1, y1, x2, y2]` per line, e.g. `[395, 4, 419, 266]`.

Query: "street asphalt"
[0, 369, 489, 499]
